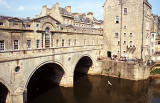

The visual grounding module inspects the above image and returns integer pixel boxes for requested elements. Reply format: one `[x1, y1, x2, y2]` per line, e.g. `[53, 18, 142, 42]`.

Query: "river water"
[30, 75, 160, 103]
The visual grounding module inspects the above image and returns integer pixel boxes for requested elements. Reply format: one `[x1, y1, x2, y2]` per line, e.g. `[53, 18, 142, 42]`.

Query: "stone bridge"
[0, 45, 103, 103]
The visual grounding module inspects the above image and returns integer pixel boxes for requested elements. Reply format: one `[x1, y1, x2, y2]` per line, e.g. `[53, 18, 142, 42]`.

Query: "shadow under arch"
[74, 55, 93, 82]
[25, 61, 66, 103]
[0, 82, 10, 103]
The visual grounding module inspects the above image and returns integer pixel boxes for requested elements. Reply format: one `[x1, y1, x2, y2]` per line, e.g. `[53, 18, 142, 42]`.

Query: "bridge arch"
[25, 61, 66, 103]
[74, 55, 94, 82]
[0, 81, 10, 103]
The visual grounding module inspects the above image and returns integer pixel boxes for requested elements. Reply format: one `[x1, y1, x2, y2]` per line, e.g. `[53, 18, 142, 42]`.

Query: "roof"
[0, 15, 31, 22]
[59, 7, 102, 24]
[32, 15, 61, 24]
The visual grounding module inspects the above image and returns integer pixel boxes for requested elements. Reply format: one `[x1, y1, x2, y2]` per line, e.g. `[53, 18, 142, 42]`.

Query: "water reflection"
[31, 75, 160, 103]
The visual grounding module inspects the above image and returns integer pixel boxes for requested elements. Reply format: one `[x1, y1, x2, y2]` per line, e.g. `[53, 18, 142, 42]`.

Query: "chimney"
[65, 6, 71, 13]
[41, 5, 48, 16]
[35, 15, 39, 18]
[80, 13, 86, 18]
[27, 17, 31, 19]
[87, 12, 93, 20]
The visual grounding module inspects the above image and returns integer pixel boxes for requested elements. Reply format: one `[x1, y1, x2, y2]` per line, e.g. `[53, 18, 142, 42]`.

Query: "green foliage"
[150, 69, 160, 75]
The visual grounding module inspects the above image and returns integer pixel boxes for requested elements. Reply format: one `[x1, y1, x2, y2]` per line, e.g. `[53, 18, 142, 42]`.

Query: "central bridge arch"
[74, 55, 93, 83]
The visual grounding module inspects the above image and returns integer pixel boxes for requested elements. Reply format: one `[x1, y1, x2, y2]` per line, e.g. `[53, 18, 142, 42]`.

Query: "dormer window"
[26, 24, 30, 27]
[36, 24, 39, 27]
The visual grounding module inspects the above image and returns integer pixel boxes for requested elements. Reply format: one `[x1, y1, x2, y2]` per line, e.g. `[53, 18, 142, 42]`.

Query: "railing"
[0, 45, 102, 62]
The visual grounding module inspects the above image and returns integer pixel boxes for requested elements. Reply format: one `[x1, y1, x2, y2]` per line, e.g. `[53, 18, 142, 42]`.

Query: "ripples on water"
[30, 75, 160, 103]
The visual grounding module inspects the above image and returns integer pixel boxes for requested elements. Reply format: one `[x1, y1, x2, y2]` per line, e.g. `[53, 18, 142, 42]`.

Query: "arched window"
[45, 27, 50, 34]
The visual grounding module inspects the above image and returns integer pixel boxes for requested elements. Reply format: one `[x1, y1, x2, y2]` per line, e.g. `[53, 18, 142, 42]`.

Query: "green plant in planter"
[150, 69, 160, 75]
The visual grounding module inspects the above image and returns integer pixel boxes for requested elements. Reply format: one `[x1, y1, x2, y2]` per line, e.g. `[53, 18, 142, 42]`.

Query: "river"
[30, 75, 160, 103]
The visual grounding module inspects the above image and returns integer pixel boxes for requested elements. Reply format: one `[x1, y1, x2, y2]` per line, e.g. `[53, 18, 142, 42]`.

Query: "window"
[158, 41, 160, 45]
[62, 39, 64, 47]
[115, 33, 119, 38]
[36, 24, 39, 27]
[124, 8, 127, 15]
[92, 39, 94, 45]
[123, 41, 126, 45]
[56, 39, 59, 47]
[130, 33, 132, 37]
[124, 26, 126, 29]
[158, 32, 160, 36]
[0, 40, 4, 51]
[27, 40, 31, 49]
[123, 51, 126, 53]
[84, 39, 86, 45]
[0, 22, 3, 26]
[159, 25, 160, 29]
[36, 40, 39, 48]
[115, 16, 119, 24]
[26, 24, 30, 27]
[118, 41, 120, 46]
[68, 39, 71, 47]
[151, 34, 154, 39]
[130, 41, 132, 44]
[51, 33, 54, 47]
[42, 34, 44, 48]
[119, 0, 122, 4]
[14, 40, 18, 50]
[124, 33, 126, 36]
[74, 39, 76, 46]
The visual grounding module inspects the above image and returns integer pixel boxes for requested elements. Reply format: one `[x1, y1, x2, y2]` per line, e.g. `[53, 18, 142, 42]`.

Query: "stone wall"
[98, 59, 150, 80]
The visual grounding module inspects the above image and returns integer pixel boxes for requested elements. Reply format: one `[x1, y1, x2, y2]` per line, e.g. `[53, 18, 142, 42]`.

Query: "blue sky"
[0, 0, 159, 20]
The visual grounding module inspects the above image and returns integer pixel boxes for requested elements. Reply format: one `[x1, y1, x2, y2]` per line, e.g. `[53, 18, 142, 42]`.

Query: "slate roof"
[0, 15, 31, 22]
[59, 7, 102, 24]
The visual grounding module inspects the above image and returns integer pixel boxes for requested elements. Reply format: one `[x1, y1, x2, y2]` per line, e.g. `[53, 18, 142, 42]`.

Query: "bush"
[150, 69, 160, 75]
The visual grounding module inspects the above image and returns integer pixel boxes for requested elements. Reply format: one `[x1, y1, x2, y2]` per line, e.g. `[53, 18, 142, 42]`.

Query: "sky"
[0, 0, 159, 20]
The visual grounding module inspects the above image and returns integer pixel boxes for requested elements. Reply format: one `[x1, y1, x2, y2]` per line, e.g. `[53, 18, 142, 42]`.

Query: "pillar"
[11, 87, 26, 103]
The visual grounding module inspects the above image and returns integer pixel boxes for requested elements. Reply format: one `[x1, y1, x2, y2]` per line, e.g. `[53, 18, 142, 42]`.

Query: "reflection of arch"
[25, 61, 65, 89]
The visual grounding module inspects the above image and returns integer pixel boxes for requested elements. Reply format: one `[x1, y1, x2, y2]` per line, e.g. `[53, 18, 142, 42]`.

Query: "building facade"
[0, 3, 103, 53]
[154, 17, 160, 61]
[103, 0, 153, 62]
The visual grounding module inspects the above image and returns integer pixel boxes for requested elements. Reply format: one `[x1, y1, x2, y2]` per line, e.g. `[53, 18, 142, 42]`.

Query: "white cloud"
[18, 6, 25, 11]
[0, 0, 9, 8]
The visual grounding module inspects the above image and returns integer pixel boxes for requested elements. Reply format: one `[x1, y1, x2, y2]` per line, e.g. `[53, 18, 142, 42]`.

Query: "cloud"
[18, 6, 25, 11]
[0, 0, 9, 8]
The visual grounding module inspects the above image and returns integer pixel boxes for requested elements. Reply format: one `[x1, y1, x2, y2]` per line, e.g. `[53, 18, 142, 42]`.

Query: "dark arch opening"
[27, 63, 64, 103]
[0, 82, 9, 103]
[74, 56, 93, 82]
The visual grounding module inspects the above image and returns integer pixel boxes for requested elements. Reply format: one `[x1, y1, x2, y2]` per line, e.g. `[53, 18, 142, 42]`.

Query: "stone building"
[103, 0, 153, 62]
[150, 15, 158, 61]
[154, 17, 160, 61]
[0, 3, 103, 53]
[0, 3, 104, 103]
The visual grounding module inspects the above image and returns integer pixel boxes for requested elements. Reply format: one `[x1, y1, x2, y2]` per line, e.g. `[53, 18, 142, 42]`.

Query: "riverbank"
[150, 74, 160, 79]
[98, 59, 150, 81]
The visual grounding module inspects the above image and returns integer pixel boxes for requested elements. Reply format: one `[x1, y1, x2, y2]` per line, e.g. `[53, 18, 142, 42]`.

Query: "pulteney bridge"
[0, 13, 104, 103]
[0, 44, 103, 103]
